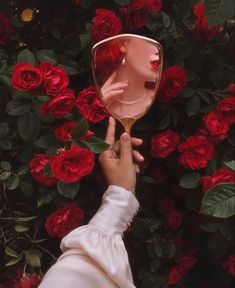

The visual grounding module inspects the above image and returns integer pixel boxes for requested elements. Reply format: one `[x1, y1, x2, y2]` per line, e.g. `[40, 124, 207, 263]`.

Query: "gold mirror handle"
[119, 117, 136, 134]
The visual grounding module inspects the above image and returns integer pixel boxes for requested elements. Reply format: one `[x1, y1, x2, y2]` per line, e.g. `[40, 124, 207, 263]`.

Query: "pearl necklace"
[117, 89, 147, 105]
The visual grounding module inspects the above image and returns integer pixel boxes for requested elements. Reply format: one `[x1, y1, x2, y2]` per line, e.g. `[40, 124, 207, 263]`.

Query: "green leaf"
[161, 12, 171, 28]
[14, 224, 29, 232]
[186, 95, 200, 116]
[179, 172, 201, 189]
[0, 161, 11, 171]
[0, 139, 12, 150]
[79, 33, 91, 50]
[24, 249, 42, 268]
[204, 0, 235, 26]
[58, 64, 79, 75]
[114, 0, 130, 5]
[224, 160, 235, 171]
[201, 183, 235, 218]
[0, 122, 9, 138]
[17, 112, 40, 141]
[83, 136, 109, 153]
[6, 99, 32, 116]
[7, 175, 20, 190]
[132, 217, 151, 240]
[57, 181, 80, 199]
[157, 111, 170, 130]
[34, 134, 58, 149]
[199, 217, 221, 232]
[0, 171, 11, 180]
[5, 253, 23, 266]
[37, 194, 53, 208]
[17, 49, 35, 65]
[20, 181, 34, 197]
[5, 246, 18, 258]
[0, 74, 11, 86]
[72, 118, 89, 140]
[15, 216, 37, 222]
[36, 49, 58, 64]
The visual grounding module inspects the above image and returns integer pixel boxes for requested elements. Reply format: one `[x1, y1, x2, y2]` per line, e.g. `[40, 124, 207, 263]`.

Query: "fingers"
[105, 117, 116, 146]
[120, 133, 133, 164]
[133, 150, 144, 163]
[102, 70, 117, 88]
[113, 137, 143, 152]
[102, 81, 128, 104]
[134, 163, 140, 174]
[131, 137, 143, 146]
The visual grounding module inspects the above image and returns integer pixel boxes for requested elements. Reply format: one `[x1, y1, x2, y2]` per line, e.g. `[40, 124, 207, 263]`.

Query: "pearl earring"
[121, 56, 126, 65]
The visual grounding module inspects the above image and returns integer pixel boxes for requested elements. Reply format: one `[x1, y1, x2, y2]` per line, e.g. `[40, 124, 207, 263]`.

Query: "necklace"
[117, 89, 147, 105]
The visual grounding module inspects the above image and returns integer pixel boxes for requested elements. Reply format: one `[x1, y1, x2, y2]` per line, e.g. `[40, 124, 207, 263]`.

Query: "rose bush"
[0, 0, 234, 287]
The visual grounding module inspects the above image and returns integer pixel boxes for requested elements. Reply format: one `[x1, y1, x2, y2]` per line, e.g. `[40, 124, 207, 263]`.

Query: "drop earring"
[121, 56, 126, 65]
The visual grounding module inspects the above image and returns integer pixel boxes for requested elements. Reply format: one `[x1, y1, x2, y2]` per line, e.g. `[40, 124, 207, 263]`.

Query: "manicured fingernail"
[122, 133, 130, 141]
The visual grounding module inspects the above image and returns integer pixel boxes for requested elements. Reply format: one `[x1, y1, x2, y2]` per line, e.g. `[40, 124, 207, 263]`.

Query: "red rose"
[4, 270, 42, 288]
[151, 130, 180, 158]
[167, 266, 185, 285]
[158, 66, 188, 103]
[39, 62, 69, 96]
[54, 121, 94, 142]
[228, 83, 235, 95]
[201, 167, 235, 193]
[92, 9, 122, 42]
[158, 197, 175, 214]
[29, 153, 56, 186]
[50, 145, 94, 183]
[202, 111, 229, 142]
[146, 0, 162, 13]
[45, 202, 84, 238]
[12, 63, 43, 91]
[73, 0, 80, 6]
[178, 135, 215, 170]
[166, 209, 183, 230]
[193, 2, 221, 41]
[217, 96, 235, 125]
[40, 89, 75, 118]
[120, 0, 148, 31]
[223, 254, 235, 276]
[179, 255, 197, 271]
[167, 255, 196, 285]
[76, 86, 108, 123]
[0, 13, 13, 45]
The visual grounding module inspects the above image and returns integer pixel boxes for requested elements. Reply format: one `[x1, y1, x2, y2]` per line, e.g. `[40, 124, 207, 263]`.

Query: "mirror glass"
[92, 34, 163, 132]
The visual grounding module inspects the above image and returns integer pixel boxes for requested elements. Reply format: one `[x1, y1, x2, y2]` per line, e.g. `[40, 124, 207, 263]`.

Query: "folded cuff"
[89, 185, 139, 235]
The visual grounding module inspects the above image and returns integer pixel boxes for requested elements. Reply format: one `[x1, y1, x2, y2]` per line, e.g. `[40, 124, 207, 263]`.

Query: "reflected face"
[92, 34, 163, 120]
[124, 38, 160, 82]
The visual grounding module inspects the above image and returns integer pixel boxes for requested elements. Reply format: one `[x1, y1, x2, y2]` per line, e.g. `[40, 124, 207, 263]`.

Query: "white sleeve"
[38, 185, 139, 288]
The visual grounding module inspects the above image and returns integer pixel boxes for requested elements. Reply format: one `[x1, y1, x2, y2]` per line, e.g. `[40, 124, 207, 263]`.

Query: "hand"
[99, 117, 144, 193]
[101, 71, 128, 105]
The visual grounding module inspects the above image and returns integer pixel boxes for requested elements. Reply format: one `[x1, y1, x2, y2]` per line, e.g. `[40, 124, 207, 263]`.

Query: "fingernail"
[122, 133, 130, 141]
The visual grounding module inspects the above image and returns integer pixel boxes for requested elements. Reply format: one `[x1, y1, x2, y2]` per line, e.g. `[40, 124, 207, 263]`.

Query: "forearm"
[38, 185, 139, 288]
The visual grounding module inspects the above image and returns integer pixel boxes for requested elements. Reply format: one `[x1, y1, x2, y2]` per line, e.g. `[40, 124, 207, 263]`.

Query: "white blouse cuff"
[89, 185, 139, 236]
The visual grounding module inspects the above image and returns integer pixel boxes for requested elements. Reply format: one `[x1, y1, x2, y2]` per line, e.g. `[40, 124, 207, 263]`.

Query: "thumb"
[120, 133, 133, 164]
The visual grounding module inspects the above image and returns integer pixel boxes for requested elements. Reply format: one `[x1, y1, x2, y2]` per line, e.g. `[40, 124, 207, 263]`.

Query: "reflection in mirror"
[92, 34, 163, 133]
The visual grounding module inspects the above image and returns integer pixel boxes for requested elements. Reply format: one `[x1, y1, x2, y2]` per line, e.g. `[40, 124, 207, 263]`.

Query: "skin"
[99, 117, 144, 193]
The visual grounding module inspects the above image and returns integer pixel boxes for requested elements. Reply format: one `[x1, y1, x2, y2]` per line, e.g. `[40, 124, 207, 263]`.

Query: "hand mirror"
[92, 34, 163, 133]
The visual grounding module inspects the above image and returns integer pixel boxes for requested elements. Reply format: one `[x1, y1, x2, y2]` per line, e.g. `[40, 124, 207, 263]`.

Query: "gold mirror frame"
[92, 34, 163, 133]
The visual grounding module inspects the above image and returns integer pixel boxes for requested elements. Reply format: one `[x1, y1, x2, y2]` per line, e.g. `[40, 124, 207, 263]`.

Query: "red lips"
[150, 60, 159, 70]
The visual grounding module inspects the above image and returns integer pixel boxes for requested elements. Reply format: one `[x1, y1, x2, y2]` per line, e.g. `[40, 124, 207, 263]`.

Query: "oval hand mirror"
[92, 34, 163, 133]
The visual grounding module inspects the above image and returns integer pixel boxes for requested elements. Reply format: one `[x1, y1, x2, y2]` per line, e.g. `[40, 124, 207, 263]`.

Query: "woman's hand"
[101, 71, 128, 105]
[99, 117, 144, 193]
